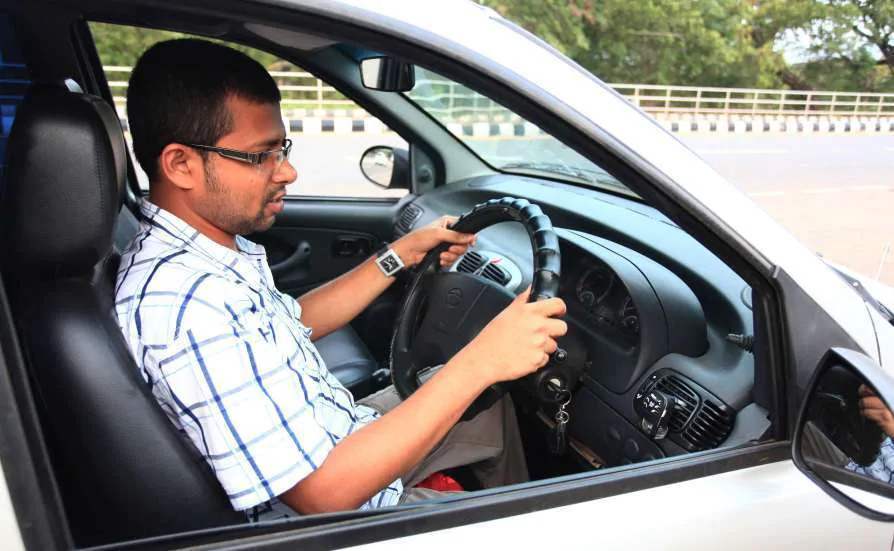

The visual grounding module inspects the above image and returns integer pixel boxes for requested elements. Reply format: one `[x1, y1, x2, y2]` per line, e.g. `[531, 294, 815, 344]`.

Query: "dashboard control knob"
[554, 347, 567, 362]
[634, 389, 675, 440]
[580, 290, 596, 309]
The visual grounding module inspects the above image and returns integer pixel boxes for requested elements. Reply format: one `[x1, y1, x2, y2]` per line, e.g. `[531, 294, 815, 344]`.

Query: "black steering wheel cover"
[389, 197, 561, 420]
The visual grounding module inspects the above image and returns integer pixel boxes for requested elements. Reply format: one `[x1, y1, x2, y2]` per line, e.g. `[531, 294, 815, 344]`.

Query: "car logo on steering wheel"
[446, 288, 463, 307]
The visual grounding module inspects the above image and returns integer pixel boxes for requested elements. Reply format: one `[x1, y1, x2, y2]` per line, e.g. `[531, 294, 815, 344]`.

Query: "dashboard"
[395, 173, 766, 467]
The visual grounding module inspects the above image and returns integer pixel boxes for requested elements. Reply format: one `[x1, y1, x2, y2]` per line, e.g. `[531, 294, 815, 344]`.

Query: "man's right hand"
[450, 287, 568, 387]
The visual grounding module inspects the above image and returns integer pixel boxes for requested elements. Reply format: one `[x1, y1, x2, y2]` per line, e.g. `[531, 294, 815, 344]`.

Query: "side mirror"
[793, 347, 894, 520]
[359, 146, 409, 190]
[360, 57, 415, 92]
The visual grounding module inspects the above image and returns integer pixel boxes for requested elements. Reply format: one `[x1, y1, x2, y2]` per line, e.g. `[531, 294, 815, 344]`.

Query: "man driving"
[114, 39, 567, 519]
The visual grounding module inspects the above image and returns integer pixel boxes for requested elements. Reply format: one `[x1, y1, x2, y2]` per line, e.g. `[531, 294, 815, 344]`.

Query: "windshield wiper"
[824, 261, 894, 325]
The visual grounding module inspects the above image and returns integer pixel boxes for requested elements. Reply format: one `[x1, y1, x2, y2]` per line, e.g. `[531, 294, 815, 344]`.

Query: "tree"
[770, 0, 894, 91]
[481, 0, 788, 88]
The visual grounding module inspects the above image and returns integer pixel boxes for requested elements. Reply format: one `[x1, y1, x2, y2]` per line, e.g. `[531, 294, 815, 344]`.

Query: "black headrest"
[1, 85, 125, 277]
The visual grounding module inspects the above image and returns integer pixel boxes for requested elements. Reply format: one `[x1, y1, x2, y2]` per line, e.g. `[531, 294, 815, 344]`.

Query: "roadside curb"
[658, 114, 894, 134]
[117, 113, 894, 136]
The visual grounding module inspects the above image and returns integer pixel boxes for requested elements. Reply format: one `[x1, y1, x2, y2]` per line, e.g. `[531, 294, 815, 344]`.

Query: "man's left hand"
[391, 216, 476, 268]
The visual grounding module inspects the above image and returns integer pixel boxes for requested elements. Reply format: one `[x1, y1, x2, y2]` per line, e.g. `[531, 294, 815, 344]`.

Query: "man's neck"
[148, 191, 237, 250]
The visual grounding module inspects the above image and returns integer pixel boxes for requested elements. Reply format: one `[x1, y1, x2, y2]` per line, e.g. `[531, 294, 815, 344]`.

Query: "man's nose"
[274, 157, 298, 186]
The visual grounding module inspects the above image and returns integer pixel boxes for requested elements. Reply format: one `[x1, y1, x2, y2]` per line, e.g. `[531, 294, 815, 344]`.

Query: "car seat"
[0, 85, 247, 546]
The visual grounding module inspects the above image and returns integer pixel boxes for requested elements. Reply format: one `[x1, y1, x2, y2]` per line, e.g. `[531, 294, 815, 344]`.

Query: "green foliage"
[480, 0, 894, 91]
[91, 2, 894, 92]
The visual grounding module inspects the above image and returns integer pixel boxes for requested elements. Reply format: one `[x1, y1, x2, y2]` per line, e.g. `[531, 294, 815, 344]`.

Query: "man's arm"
[279, 289, 568, 513]
[297, 216, 474, 340]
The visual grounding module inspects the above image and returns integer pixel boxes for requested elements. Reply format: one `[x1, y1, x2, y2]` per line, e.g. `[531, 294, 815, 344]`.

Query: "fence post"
[664, 87, 671, 116]
[316, 78, 324, 112]
[879, 94, 884, 115]
[778, 91, 785, 115]
[724, 90, 731, 115]
[830, 93, 837, 116]
[805, 93, 812, 115]
[694, 88, 701, 112]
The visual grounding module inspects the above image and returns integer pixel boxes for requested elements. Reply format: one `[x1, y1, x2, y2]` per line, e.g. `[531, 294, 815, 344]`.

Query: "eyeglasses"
[187, 138, 292, 169]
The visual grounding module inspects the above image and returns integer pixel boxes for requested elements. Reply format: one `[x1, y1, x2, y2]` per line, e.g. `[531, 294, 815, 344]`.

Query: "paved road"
[681, 134, 894, 286]
[289, 133, 894, 286]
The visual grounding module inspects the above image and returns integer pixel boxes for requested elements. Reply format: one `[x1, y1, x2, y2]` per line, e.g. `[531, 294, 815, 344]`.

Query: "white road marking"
[696, 148, 787, 155]
[748, 185, 893, 198]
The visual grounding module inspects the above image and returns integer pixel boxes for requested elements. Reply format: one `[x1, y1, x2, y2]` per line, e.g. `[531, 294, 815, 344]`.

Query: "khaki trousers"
[358, 385, 529, 503]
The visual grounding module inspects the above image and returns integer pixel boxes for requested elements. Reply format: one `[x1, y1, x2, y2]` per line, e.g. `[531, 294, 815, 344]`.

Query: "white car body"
[1, 0, 892, 549]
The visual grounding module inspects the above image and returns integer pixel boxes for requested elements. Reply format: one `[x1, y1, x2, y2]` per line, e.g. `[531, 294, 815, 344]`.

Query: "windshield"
[405, 66, 636, 197]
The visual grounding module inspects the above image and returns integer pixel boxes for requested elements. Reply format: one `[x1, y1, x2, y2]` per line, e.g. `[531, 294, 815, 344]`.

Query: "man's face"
[191, 96, 297, 237]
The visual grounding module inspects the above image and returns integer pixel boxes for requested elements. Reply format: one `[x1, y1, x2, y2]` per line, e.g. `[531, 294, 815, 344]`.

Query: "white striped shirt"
[115, 201, 402, 512]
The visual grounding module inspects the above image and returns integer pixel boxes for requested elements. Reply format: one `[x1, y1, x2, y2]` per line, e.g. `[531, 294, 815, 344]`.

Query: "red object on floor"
[414, 471, 464, 492]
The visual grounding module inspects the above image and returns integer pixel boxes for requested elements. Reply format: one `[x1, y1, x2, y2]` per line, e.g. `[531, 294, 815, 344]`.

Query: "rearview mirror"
[793, 348, 894, 520]
[360, 57, 415, 92]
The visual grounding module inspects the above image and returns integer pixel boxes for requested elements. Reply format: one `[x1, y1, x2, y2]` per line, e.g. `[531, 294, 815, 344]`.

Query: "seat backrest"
[0, 85, 245, 546]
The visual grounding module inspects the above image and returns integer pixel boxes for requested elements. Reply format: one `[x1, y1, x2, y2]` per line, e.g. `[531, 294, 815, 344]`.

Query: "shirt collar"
[138, 199, 268, 288]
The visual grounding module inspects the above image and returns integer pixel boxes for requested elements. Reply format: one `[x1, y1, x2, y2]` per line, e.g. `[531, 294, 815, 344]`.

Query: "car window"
[405, 66, 636, 198]
[88, 22, 408, 199]
[0, 13, 30, 183]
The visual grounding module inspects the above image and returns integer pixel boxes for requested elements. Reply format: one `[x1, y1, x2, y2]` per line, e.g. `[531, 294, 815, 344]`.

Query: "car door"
[2, 1, 894, 550]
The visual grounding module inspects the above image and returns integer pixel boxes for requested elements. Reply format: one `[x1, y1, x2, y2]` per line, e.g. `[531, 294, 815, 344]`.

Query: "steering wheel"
[390, 197, 561, 420]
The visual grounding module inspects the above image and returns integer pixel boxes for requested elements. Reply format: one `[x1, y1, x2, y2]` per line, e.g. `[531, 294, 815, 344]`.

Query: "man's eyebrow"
[247, 136, 286, 149]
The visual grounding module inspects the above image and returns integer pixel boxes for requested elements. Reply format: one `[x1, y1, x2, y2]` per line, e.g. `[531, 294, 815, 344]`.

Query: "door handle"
[270, 241, 311, 277]
[332, 236, 373, 258]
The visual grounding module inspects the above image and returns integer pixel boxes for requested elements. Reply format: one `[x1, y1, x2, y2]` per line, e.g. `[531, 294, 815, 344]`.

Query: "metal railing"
[105, 66, 894, 119]
[614, 83, 894, 117]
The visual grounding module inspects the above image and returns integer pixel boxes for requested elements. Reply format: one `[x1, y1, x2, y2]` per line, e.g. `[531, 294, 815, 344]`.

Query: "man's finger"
[528, 297, 567, 317]
[544, 318, 568, 337]
[439, 215, 459, 229]
[544, 337, 558, 354]
[861, 396, 887, 410]
[859, 384, 875, 397]
[435, 227, 475, 245]
[513, 287, 532, 304]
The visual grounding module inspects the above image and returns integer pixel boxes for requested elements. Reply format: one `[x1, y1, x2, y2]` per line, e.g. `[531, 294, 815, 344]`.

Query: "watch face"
[379, 250, 403, 274]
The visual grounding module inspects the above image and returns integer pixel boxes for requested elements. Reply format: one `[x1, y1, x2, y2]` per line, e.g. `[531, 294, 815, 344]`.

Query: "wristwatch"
[374, 243, 405, 277]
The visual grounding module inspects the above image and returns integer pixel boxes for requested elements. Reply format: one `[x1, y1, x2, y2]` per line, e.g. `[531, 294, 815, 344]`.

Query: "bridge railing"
[105, 66, 894, 119]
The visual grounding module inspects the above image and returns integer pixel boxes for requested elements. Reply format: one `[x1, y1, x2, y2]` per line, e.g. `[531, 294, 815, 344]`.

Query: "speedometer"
[576, 265, 614, 311]
[619, 296, 639, 334]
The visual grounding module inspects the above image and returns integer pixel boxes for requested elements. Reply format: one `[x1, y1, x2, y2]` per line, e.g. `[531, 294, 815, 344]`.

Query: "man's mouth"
[266, 193, 285, 214]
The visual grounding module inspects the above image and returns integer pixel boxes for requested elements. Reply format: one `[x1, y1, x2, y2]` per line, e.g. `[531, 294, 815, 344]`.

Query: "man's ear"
[158, 143, 202, 190]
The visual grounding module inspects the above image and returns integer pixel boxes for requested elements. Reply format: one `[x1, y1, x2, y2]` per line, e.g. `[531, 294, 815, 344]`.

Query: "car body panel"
[0, 0, 891, 548]
[0, 461, 23, 551]
[346, 460, 894, 550]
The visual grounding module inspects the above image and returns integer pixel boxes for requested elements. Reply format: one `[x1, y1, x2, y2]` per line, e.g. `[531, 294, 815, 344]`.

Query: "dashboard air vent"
[655, 375, 698, 432]
[481, 262, 510, 286]
[456, 251, 485, 274]
[395, 204, 422, 234]
[682, 400, 734, 451]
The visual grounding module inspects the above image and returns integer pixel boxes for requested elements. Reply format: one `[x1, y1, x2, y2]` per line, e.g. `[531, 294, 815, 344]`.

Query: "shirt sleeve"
[144, 289, 337, 511]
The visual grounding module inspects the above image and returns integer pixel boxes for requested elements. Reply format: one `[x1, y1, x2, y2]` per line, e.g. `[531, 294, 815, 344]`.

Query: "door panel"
[252, 198, 405, 295]
[347, 461, 893, 550]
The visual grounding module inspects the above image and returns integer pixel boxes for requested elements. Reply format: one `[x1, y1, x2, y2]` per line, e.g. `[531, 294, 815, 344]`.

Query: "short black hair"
[126, 38, 281, 183]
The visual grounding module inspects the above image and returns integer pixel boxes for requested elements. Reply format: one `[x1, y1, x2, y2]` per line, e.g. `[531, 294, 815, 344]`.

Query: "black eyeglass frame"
[187, 138, 292, 167]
